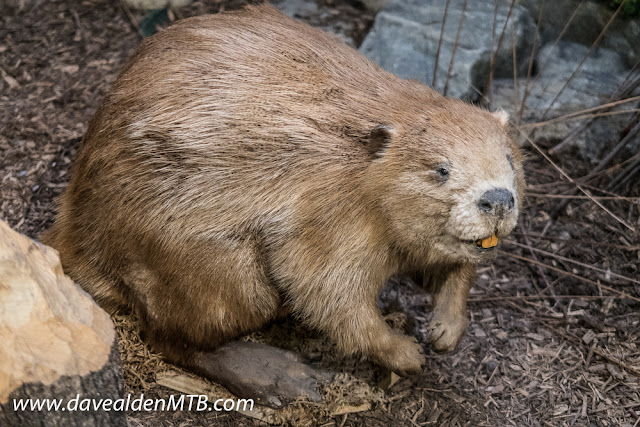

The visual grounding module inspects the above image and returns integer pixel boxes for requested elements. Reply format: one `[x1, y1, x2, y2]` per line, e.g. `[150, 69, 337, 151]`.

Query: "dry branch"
[504, 240, 640, 285]
[499, 251, 640, 303]
[517, 128, 636, 232]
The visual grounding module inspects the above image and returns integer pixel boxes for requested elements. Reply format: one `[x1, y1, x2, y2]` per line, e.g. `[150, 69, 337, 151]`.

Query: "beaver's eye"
[435, 164, 450, 182]
[506, 154, 513, 169]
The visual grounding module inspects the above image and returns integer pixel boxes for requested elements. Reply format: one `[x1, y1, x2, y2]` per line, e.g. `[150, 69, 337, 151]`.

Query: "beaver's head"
[368, 99, 525, 264]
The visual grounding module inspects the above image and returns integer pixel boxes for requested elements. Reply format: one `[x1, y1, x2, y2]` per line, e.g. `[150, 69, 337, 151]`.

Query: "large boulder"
[359, 0, 536, 100]
[520, 0, 640, 68]
[518, 41, 628, 117]
[492, 41, 634, 161]
[0, 220, 125, 426]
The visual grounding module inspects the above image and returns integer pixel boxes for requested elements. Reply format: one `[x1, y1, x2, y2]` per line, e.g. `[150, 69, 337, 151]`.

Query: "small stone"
[473, 327, 487, 338]
[486, 383, 504, 394]
[483, 359, 498, 373]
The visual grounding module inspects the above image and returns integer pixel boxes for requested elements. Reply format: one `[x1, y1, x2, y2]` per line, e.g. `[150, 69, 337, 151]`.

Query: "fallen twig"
[469, 295, 621, 302]
[504, 240, 640, 285]
[119, 0, 143, 37]
[518, 222, 556, 297]
[521, 103, 640, 130]
[504, 301, 640, 378]
[498, 251, 640, 303]
[517, 128, 636, 232]
[526, 193, 639, 201]
[553, 326, 640, 378]
[549, 118, 640, 219]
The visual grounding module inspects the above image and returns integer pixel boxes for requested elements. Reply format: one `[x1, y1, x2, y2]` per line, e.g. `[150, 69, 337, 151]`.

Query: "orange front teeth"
[478, 235, 498, 248]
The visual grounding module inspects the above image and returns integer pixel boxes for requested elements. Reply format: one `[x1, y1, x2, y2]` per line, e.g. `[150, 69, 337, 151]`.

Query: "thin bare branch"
[590, 119, 640, 178]
[517, 127, 636, 231]
[505, 240, 640, 285]
[518, 223, 556, 297]
[469, 295, 621, 302]
[468, 83, 492, 106]
[526, 193, 640, 201]
[609, 154, 640, 191]
[578, 182, 629, 197]
[540, 0, 628, 120]
[511, 19, 520, 123]
[433, 0, 452, 90]
[511, 232, 640, 251]
[443, 0, 467, 97]
[579, 151, 640, 182]
[523, 108, 640, 129]
[119, 0, 142, 37]
[499, 251, 640, 303]
[548, 60, 640, 154]
[482, 0, 516, 102]
[518, 0, 585, 122]
[520, 95, 640, 129]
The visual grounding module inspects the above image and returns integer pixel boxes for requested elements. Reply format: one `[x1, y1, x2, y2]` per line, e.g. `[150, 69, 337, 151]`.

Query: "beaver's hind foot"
[188, 341, 332, 408]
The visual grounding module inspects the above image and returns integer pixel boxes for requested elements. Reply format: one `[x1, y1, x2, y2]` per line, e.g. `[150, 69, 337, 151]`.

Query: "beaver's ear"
[367, 124, 394, 158]
[492, 109, 510, 127]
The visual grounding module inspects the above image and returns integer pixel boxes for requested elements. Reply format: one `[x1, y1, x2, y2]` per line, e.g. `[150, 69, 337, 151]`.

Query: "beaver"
[44, 3, 525, 400]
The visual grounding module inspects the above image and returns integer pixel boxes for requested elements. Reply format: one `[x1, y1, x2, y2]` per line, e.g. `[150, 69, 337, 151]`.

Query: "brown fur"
[43, 4, 525, 375]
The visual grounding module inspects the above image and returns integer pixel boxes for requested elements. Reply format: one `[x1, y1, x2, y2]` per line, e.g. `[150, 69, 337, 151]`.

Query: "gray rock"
[519, 0, 640, 68]
[491, 41, 635, 161]
[274, 0, 319, 21]
[359, 0, 535, 100]
[529, 42, 629, 115]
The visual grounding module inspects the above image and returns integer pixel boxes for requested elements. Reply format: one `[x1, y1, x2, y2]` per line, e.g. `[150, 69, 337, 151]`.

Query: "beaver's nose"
[477, 188, 514, 216]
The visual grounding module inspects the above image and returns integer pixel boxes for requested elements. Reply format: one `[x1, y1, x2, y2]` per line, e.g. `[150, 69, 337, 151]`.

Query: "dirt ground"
[1, 0, 639, 426]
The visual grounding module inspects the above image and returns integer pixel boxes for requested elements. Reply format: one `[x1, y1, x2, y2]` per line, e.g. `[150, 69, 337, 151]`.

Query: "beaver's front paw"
[374, 334, 426, 376]
[428, 312, 467, 353]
